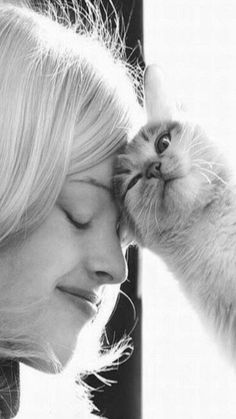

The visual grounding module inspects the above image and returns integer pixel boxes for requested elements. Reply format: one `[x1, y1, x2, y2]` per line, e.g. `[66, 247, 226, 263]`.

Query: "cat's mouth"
[123, 172, 175, 200]
[161, 178, 175, 200]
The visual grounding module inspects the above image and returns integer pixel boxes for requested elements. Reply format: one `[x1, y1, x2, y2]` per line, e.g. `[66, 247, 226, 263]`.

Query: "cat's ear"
[144, 65, 177, 124]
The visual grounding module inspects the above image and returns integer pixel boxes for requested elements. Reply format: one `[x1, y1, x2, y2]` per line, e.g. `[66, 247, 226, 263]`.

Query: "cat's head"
[114, 66, 229, 246]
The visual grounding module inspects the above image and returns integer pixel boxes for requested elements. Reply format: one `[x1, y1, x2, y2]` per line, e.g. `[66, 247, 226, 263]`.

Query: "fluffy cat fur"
[114, 66, 236, 361]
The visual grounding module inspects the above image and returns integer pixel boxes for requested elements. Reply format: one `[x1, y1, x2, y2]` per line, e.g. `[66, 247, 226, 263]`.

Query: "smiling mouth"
[57, 286, 101, 316]
[57, 286, 100, 305]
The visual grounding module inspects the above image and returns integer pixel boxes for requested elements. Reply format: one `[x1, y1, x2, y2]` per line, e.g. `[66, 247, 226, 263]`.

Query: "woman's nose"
[88, 239, 127, 285]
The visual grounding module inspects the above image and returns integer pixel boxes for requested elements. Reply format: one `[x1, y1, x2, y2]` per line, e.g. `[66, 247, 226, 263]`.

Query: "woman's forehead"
[59, 156, 118, 208]
[67, 155, 116, 189]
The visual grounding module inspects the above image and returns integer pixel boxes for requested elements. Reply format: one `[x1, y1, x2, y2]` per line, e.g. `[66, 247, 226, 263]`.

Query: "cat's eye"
[126, 173, 142, 192]
[155, 132, 171, 154]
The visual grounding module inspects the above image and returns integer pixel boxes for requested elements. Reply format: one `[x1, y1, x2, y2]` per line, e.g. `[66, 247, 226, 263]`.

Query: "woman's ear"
[144, 65, 177, 124]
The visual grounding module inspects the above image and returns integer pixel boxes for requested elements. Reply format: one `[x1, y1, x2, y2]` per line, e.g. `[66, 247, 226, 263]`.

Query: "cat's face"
[114, 68, 228, 246]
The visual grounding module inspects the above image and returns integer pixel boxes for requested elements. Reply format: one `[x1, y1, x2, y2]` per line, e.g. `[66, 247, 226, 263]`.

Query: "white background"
[143, 1, 236, 418]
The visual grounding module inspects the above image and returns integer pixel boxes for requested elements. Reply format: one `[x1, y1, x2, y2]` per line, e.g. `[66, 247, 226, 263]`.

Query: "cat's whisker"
[182, 146, 193, 156]
[141, 194, 153, 237]
[192, 133, 205, 142]
[154, 199, 161, 234]
[192, 163, 212, 183]
[132, 205, 142, 240]
[184, 138, 206, 154]
[200, 167, 228, 185]
[140, 202, 148, 235]
[178, 123, 188, 145]
[178, 125, 202, 152]
[191, 133, 213, 145]
[190, 145, 217, 159]
[135, 209, 142, 234]
[193, 159, 214, 169]
[193, 159, 225, 174]
[195, 141, 216, 150]
[199, 171, 212, 184]
[127, 199, 140, 230]
[134, 197, 148, 234]
[186, 139, 204, 153]
[181, 144, 191, 155]
[192, 163, 202, 170]
[146, 196, 155, 237]
[192, 163, 212, 184]
[194, 158, 224, 167]
[189, 142, 212, 153]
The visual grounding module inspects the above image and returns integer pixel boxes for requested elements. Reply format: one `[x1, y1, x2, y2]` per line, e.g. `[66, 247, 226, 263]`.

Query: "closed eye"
[64, 210, 90, 230]
[115, 168, 131, 175]
[125, 173, 143, 194]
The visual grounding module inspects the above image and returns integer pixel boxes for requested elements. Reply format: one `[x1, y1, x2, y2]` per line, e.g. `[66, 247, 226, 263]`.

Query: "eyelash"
[64, 211, 90, 230]
[65, 210, 125, 241]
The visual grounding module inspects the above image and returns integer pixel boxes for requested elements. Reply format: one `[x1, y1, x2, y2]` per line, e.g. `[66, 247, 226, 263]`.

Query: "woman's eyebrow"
[74, 177, 112, 194]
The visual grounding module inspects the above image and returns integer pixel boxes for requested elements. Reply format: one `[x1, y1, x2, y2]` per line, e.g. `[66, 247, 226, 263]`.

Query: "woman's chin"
[21, 357, 61, 374]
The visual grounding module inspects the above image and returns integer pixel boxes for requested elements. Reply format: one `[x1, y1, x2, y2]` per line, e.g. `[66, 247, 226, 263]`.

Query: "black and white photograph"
[0, 1, 236, 418]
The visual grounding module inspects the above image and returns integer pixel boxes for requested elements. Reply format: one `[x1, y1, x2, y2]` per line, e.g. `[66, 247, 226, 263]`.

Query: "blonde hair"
[0, 0, 142, 416]
[0, 0, 141, 246]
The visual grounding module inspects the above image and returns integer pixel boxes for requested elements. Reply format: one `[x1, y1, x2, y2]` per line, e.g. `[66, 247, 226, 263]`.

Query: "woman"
[0, 0, 142, 417]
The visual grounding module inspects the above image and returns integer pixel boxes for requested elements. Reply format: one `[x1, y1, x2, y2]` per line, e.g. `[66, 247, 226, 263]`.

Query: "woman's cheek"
[2, 208, 83, 301]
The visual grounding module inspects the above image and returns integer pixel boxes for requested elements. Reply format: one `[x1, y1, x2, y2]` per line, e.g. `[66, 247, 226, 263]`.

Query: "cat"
[114, 65, 236, 361]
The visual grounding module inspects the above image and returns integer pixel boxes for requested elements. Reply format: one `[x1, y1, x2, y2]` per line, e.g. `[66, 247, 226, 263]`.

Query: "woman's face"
[0, 155, 127, 371]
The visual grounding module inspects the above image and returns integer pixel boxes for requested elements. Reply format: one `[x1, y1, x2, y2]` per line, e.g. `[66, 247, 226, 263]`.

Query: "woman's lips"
[57, 286, 101, 317]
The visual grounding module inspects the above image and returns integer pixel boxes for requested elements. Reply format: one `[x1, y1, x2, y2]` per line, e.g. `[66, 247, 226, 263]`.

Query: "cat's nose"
[146, 162, 162, 179]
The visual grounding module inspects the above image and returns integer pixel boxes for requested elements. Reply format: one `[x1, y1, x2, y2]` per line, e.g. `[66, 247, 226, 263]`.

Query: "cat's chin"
[123, 171, 219, 246]
[138, 174, 216, 241]
[162, 172, 215, 215]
